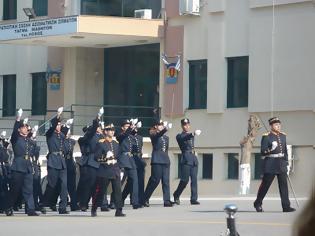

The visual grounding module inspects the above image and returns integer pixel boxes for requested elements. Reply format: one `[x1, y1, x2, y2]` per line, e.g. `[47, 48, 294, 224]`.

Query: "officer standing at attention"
[42, 107, 69, 214]
[118, 119, 140, 209]
[173, 118, 201, 205]
[143, 120, 173, 207]
[254, 117, 296, 212]
[91, 123, 125, 217]
[5, 109, 39, 216]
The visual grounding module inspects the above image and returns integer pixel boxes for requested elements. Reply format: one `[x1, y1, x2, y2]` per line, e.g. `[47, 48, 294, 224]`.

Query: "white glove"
[163, 121, 168, 127]
[167, 123, 173, 129]
[32, 131, 37, 138]
[66, 118, 74, 128]
[271, 141, 278, 151]
[287, 165, 291, 175]
[32, 125, 39, 133]
[131, 118, 138, 126]
[136, 121, 142, 128]
[0, 131, 6, 139]
[100, 121, 105, 130]
[17, 108, 23, 118]
[23, 117, 29, 125]
[194, 130, 201, 136]
[57, 106, 63, 115]
[98, 107, 104, 118]
[106, 151, 114, 158]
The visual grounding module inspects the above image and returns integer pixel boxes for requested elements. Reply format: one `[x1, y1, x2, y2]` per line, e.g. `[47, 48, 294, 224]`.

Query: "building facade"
[0, 0, 314, 197]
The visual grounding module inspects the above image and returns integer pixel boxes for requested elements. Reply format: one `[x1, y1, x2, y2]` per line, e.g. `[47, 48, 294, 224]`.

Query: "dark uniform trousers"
[254, 172, 290, 209]
[8, 171, 35, 211]
[144, 164, 171, 202]
[174, 164, 198, 202]
[66, 159, 78, 209]
[134, 156, 146, 204]
[122, 167, 139, 205]
[78, 166, 98, 207]
[93, 177, 123, 210]
[43, 167, 68, 210]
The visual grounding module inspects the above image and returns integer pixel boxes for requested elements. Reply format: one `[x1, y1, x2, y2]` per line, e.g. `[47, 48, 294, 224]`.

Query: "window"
[81, 0, 161, 19]
[254, 153, 263, 180]
[2, 75, 16, 117]
[227, 153, 239, 179]
[202, 154, 213, 179]
[32, 72, 47, 115]
[189, 60, 207, 109]
[227, 56, 249, 108]
[33, 0, 48, 17]
[177, 154, 182, 179]
[3, 0, 17, 20]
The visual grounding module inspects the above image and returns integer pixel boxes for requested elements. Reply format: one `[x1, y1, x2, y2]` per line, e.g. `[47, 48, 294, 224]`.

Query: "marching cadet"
[254, 117, 296, 212]
[131, 121, 146, 206]
[143, 120, 173, 207]
[42, 107, 69, 214]
[5, 109, 39, 216]
[173, 118, 201, 205]
[91, 123, 125, 217]
[118, 119, 140, 209]
[0, 131, 9, 213]
[63, 121, 80, 211]
[78, 108, 104, 211]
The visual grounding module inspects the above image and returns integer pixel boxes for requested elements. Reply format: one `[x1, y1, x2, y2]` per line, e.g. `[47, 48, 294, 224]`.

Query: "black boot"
[143, 200, 150, 207]
[27, 210, 40, 216]
[164, 201, 174, 207]
[115, 208, 126, 217]
[5, 208, 13, 216]
[173, 194, 180, 205]
[91, 208, 97, 217]
[58, 208, 70, 214]
[253, 202, 264, 212]
[190, 200, 200, 205]
[283, 207, 296, 212]
[101, 206, 110, 212]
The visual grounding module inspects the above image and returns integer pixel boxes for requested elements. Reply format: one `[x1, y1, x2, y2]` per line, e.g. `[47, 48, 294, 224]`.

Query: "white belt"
[106, 159, 117, 165]
[267, 153, 285, 158]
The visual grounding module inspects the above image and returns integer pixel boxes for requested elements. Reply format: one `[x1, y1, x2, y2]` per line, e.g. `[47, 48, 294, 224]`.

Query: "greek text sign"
[0, 16, 78, 41]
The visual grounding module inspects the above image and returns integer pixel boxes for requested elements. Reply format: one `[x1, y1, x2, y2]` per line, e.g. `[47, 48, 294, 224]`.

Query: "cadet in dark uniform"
[131, 122, 146, 206]
[118, 119, 140, 209]
[5, 109, 39, 216]
[79, 108, 104, 210]
[173, 118, 201, 205]
[143, 120, 173, 207]
[42, 107, 69, 214]
[254, 117, 296, 212]
[0, 131, 10, 213]
[63, 123, 80, 211]
[91, 123, 125, 217]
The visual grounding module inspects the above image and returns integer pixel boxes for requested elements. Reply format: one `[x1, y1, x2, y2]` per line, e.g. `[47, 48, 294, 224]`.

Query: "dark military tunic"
[176, 132, 198, 166]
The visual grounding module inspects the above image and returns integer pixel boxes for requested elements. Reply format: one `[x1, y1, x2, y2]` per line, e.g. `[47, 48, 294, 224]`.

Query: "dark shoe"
[164, 201, 174, 207]
[91, 209, 97, 217]
[40, 207, 47, 214]
[143, 200, 150, 207]
[80, 206, 87, 212]
[13, 206, 19, 211]
[58, 209, 70, 214]
[101, 206, 110, 212]
[254, 203, 264, 212]
[27, 211, 39, 216]
[132, 204, 142, 209]
[109, 203, 115, 209]
[190, 200, 200, 205]
[173, 195, 180, 205]
[50, 206, 57, 212]
[5, 208, 13, 216]
[115, 209, 126, 217]
[283, 207, 296, 212]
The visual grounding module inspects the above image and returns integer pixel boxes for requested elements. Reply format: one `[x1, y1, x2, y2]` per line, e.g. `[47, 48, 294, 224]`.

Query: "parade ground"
[0, 196, 306, 236]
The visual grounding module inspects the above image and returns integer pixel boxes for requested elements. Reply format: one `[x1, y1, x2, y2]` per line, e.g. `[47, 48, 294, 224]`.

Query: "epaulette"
[262, 132, 270, 136]
[98, 138, 106, 143]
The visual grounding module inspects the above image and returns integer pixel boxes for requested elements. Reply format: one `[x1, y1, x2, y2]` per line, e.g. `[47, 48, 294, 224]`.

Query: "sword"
[287, 174, 300, 208]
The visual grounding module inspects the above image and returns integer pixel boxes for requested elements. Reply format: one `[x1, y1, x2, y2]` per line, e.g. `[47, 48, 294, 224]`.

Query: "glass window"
[2, 75, 16, 117]
[202, 153, 213, 179]
[104, 44, 160, 135]
[189, 60, 207, 109]
[81, 0, 161, 18]
[227, 153, 239, 179]
[33, 0, 48, 17]
[32, 72, 47, 115]
[3, 0, 17, 20]
[227, 56, 249, 108]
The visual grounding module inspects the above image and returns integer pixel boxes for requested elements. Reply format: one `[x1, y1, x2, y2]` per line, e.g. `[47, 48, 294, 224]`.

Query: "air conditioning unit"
[134, 9, 152, 19]
[179, 0, 200, 16]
